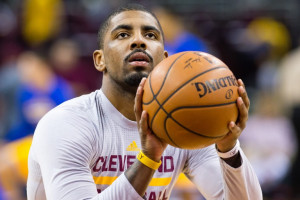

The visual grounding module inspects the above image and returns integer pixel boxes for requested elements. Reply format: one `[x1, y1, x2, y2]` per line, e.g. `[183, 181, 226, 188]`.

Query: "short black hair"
[97, 4, 164, 50]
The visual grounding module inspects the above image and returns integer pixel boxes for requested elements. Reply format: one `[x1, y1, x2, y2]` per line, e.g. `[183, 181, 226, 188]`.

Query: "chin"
[125, 72, 148, 87]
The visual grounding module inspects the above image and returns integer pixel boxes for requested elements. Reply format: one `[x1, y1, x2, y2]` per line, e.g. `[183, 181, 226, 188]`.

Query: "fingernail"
[238, 79, 244, 85]
[142, 110, 148, 116]
[140, 78, 144, 84]
[137, 87, 141, 94]
[237, 97, 243, 104]
[239, 86, 244, 93]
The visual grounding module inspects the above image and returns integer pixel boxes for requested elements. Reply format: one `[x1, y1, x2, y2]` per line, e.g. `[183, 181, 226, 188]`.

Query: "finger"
[134, 78, 147, 123]
[228, 121, 241, 138]
[237, 79, 245, 88]
[236, 97, 247, 130]
[237, 79, 250, 110]
[140, 110, 150, 135]
[228, 121, 235, 130]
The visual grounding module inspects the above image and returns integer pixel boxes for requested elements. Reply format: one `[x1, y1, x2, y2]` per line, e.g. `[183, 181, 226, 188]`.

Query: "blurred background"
[0, 0, 300, 199]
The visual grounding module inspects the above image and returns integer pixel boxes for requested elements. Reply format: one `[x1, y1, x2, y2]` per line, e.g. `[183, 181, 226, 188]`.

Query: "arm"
[28, 78, 167, 200]
[216, 79, 262, 199]
[28, 108, 99, 200]
[184, 79, 262, 200]
[183, 144, 262, 200]
[102, 78, 168, 198]
[28, 108, 144, 200]
[218, 146, 263, 200]
[125, 77, 167, 196]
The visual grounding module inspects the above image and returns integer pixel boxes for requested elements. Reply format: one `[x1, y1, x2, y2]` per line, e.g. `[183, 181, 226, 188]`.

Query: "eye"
[145, 32, 157, 39]
[117, 32, 129, 39]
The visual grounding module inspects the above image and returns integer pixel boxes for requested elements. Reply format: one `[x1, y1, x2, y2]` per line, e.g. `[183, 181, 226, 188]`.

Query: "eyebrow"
[111, 24, 133, 33]
[111, 24, 161, 35]
[141, 25, 161, 34]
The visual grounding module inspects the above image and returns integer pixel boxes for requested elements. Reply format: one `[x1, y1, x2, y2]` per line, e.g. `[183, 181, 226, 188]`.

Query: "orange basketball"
[142, 51, 239, 149]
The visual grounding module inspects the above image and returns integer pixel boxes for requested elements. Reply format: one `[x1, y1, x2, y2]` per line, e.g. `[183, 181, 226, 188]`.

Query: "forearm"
[124, 151, 162, 197]
[125, 160, 155, 196]
[95, 173, 144, 200]
[217, 140, 242, 168]
[129, 77, 166, 197]
[221, 152, 242, 168]
[220, 149, 263, 200]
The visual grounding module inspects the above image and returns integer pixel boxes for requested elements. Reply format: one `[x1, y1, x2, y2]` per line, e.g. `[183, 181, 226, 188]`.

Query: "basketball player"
[27, 4, 262, 200]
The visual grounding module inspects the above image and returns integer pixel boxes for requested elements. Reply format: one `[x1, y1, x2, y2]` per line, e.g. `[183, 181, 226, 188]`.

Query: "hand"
[134, 78, 168, 162]
[216, 79, 250, 152]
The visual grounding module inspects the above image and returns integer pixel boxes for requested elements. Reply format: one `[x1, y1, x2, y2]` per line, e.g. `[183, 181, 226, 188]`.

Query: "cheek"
[104, 48, 118, 67]
[153, 47, 165, 66]
[107, 40, 127, 55]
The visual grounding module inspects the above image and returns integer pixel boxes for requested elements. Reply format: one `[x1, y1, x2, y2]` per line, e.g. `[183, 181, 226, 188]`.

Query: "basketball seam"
[164, 115, 180, 148]
[161, 66, 228, 107]
[150, 66, 227, 130]
[167, 101, 237, 137]
[164, 101, 237, 149]
[151, 66, 228, 148]
[143, 52, 188, 106]
[170, 101, 237, 110]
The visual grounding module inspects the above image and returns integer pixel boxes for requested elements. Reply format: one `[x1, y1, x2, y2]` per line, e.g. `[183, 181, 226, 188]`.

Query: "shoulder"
[30, 91, 103, 162]
[40, 92, 93, 123]
[34, 91, 102, 144]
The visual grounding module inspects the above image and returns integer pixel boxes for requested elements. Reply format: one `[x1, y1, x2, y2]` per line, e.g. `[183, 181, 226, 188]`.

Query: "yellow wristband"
[136, 151, 161, 170]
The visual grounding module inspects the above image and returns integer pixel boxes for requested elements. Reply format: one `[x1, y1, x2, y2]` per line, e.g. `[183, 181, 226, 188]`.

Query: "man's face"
[100, 10, 167, 91]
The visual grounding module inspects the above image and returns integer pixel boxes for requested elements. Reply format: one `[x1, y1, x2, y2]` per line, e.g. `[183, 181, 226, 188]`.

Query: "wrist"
[137, 151, 162, 170]
[216, 139, 237, 153]
[216, 140, 240, 159]
[141, 149, 162, 162]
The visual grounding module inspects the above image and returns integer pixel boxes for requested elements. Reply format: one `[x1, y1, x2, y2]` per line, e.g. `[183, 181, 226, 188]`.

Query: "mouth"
[127, 52, 151, 67]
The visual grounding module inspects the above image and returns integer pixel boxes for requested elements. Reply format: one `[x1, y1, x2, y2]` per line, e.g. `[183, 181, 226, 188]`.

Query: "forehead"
[109, 10, 160, 31]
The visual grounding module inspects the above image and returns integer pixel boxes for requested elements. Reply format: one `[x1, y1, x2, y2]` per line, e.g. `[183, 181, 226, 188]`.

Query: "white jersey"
[27, 90, 262, 200]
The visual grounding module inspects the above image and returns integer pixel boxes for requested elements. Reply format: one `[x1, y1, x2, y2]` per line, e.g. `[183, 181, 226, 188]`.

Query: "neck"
[101, 77, 137, 121]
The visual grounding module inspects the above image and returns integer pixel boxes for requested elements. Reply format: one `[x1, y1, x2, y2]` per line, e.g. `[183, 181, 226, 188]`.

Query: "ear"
[163, 50, 168, 59]
[93, 50, 106, 72]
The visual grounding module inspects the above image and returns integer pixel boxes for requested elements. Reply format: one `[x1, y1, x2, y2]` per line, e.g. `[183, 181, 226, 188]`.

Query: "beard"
[124, 71, 148, 87]
[105, 59, 153, 94]
[107, 69, 150, 95]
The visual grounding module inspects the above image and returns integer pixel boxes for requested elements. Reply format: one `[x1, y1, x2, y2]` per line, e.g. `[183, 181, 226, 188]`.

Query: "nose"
[130, 34, 146, 50]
